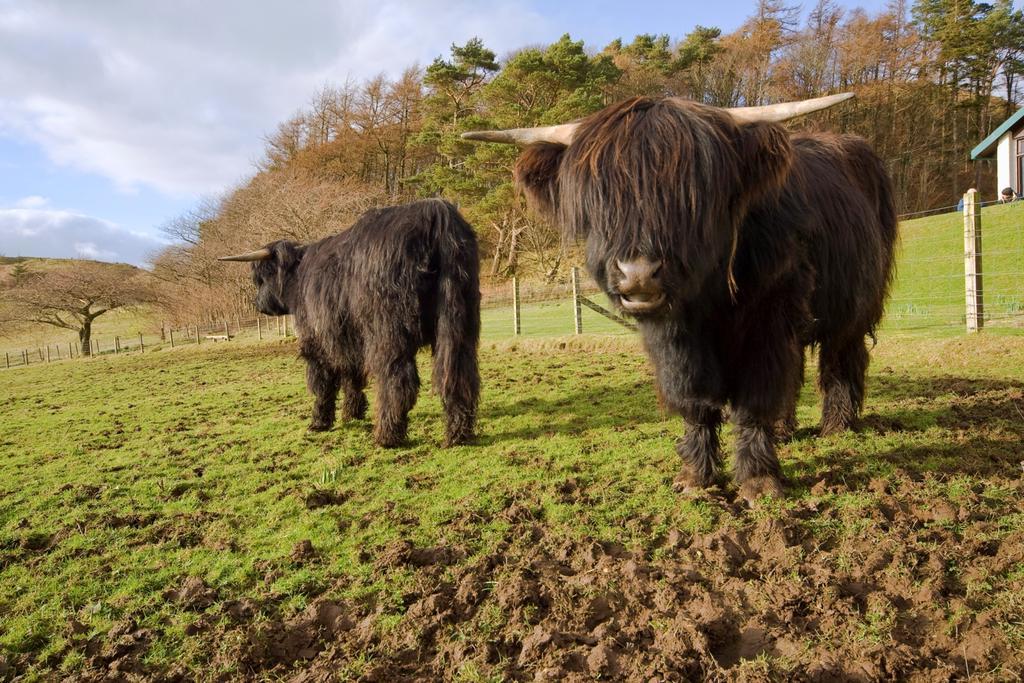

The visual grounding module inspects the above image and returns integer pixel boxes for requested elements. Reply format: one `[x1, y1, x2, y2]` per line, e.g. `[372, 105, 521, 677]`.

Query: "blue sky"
[0, 0, 974, 265]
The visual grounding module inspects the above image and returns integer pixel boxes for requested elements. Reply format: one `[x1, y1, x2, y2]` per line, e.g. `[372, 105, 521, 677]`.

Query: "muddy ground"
[32, 470, 1021, 682]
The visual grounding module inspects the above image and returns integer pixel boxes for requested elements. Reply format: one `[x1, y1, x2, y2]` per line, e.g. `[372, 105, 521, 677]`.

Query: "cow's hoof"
[738, 476, 785, 507]
[672, 465, 713, 494]
[343, 397, 368, 421]
[308, 422, 333, 432]
[443, 432, 473, 448]
[373, 430, 406, 448]
[774, 417, 797, 443]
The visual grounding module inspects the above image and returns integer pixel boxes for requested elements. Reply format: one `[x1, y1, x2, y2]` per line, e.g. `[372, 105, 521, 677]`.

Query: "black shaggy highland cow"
[220, 199, 480, 447]
[464, 93, 897, 503]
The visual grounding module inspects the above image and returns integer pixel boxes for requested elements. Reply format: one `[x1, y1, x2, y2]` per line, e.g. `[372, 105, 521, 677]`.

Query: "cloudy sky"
[0, 0, 901, 266]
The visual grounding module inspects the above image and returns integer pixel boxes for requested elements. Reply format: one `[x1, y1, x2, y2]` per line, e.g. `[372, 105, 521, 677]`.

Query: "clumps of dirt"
[234, 600, 356, 670]
[162, 576, 217, 611]
[72, 620, 153, 679]
[304, 488, 350, 510]
[57, 483, 103, 502]
[290, 539, 317, 564]
[372, 539, 465, 571]
[99, 512, 158, 529]
[212, 477, 1023, 682]
[223, 597, 260, 623]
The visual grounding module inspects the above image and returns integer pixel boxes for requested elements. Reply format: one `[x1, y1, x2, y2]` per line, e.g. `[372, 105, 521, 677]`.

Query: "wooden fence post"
[571, 267, 583, 334]
[23, 349, 28, 365]
[963, 189, 984, 332]
[115, 336, 121, 353]
[257, 316, 263, 340]
[283, 316, 289, 337]
[512, 276, 521, 336]
[46, 345, 51, 363]
[5, 352, 9, 369]
[169, 329, 175, 348]
[224, 320, 229, 339]
[56, 344, 61, 360]
[38, 347, 43, 362]
[139, 333, 144, 352]
[195, 324, 200, 345]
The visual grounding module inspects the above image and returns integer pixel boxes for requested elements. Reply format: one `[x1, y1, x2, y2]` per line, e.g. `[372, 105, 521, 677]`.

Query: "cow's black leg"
[304, 354, 341, 432]
[730, 304, 805, 504]
[643, 323, 726, 491]
[730, 409, 785, 503]
[774, 351, 804, 443]
[340, 372, 368, 421]
[818, 335, 869, 436]
[337, 349, 368, 421]
[373, 354, 420, 448]
[675, 401, 724, 489]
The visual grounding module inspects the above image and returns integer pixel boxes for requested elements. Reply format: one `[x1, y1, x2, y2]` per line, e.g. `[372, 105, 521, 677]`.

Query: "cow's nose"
[614, 258, 665, 313]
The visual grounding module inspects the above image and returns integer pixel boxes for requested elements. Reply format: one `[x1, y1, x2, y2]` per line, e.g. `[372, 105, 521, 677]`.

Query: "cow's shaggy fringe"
[516, 97, 898, 499]
[248, 199, 480, 447]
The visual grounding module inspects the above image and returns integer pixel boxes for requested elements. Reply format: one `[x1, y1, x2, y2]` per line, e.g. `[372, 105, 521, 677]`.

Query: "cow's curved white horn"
[460, 92, 855, 146]
[217, 248, 272, 262]
[721, 92, 855, 123]
[461, 123, 579, 147]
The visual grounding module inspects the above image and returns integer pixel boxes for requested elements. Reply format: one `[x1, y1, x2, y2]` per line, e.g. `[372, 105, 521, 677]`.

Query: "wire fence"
[0, 315, 297, 370]
[2, 198, 1022, 370]
[885, 196, 1024, 333]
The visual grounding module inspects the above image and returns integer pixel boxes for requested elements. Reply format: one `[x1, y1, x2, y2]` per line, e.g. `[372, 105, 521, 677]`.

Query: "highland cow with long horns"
[220, 199, 480, 447]
[464, 93, 897, 503]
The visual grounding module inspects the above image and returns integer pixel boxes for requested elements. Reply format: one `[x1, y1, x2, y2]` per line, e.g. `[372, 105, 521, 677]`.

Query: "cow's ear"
[270, 240, 304, 271]
[733, 121, 793, 206]
[514, 142, 566, 221]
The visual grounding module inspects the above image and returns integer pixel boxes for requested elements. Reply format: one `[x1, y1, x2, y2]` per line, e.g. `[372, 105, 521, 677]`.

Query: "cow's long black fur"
[515, 97, 898, 500]
[247, 199, 480, 447]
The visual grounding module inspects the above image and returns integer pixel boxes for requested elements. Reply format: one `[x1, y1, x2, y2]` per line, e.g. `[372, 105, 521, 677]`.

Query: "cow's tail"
[429, 200, 481, 446]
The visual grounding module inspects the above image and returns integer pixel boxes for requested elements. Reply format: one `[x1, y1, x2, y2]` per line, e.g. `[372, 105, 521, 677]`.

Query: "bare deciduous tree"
[0, 261, 157, 356]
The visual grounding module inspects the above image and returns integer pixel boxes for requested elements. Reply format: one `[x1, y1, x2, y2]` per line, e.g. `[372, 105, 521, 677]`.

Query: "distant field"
[1, 334, 1022, 679]
[0, 257, 159, 358]
[885, 201, 1024, 334]
[3, 202, 1022, 358]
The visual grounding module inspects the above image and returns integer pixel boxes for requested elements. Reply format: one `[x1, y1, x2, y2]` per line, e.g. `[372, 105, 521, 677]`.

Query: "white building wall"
[996, 133, 1011, 197]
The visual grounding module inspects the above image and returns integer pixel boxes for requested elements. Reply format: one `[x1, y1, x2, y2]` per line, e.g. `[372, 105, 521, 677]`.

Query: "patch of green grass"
[1, 333, 1023, 675]
[886, 201, 1024, 335]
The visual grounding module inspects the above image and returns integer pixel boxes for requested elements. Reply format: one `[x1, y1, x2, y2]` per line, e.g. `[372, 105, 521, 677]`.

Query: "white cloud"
[13, 195, 48, 209]
[0, 206, 167, 266]
[0, 0, 549, 197]
[73, 241, 117, 260]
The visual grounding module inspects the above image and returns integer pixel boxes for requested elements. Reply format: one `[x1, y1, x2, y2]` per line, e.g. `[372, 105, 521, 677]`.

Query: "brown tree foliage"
[151, 0, 1023, 322]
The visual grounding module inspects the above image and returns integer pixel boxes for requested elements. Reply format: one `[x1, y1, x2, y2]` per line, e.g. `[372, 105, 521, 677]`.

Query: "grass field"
[886, 201, 1024, 333]
[2, 332, 1023, 680]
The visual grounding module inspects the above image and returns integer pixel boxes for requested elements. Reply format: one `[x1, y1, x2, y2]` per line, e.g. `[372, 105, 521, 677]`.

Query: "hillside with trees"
[0, 258, 157, 354]
[152, 0, 1024, 323]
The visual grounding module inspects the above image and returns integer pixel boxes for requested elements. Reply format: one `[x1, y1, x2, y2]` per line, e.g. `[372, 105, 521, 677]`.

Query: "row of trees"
[4, 0, 1023, 344]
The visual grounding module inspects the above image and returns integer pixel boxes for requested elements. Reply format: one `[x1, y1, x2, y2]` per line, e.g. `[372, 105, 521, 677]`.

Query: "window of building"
[1017, 134, 1024, 196]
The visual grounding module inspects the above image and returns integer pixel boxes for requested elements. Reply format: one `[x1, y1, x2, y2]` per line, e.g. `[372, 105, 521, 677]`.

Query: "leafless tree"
[0, 261, 157, 355]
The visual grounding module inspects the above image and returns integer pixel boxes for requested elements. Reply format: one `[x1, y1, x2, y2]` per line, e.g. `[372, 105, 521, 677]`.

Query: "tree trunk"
[80, 320, 93, 357]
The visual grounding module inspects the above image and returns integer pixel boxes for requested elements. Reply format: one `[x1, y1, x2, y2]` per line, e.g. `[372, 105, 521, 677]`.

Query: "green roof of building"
[971, 108, 1024, 159]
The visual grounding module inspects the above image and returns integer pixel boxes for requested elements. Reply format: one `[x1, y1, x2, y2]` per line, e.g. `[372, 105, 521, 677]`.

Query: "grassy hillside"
[1, 335, 1022, 679]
